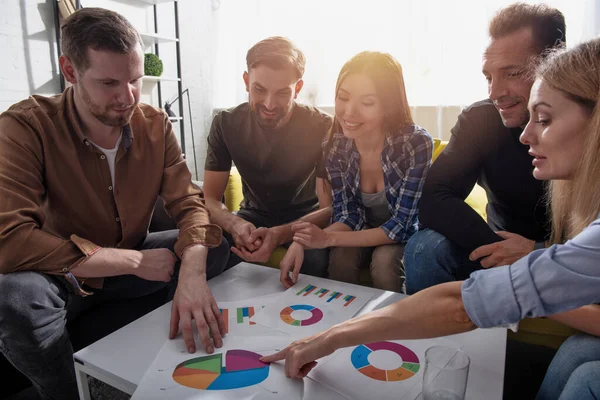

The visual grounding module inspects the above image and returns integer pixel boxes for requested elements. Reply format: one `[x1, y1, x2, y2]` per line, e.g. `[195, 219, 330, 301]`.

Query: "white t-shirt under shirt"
[90, 134, 122, 187]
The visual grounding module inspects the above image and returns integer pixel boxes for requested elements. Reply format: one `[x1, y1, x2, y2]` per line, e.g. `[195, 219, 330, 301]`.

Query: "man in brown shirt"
[203, 37, 333, 287]
[0, 8, 228, 399]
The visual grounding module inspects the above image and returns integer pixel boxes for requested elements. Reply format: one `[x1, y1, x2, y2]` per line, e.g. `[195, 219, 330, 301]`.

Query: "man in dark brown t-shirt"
[203, 37, 333, 283]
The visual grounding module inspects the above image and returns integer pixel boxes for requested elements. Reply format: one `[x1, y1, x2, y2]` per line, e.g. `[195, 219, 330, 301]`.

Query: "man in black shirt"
[404, 3, 565, 294]
[203, 37, 333, 283]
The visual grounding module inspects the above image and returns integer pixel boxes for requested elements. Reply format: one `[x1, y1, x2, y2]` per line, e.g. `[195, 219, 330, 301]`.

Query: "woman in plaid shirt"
[279, 51, 433, 292]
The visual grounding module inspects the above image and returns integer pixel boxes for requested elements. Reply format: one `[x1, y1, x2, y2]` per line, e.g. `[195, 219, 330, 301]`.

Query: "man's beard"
[81, 83, 135, 127]
[251, 103, 291, 130]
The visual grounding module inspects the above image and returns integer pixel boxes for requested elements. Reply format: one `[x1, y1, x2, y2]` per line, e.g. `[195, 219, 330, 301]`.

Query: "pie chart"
[172, 349, 269, 390]
[351, 341, 420, 382]
[280, 304, 323, 326]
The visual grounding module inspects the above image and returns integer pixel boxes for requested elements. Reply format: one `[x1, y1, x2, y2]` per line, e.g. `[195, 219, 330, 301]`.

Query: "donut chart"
[172, 350, 269, 390]
[280, 304, 323, 326]
[351, 341, 420, 382]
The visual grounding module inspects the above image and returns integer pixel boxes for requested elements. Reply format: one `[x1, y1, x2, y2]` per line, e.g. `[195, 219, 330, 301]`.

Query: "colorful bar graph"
[237, 307, 255, 325]
[294, 283, 358, 306]
[219, 308, 229, 334]
[327, 291, 343, 303]
[296, 284, 317, 296]
[343, 295, 356, 307]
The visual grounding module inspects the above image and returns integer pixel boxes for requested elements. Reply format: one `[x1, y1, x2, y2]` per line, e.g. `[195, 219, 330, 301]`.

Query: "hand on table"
[279, 241, 305, 288]
[169, 271, 225, 354]
[469, 231, 535, 268]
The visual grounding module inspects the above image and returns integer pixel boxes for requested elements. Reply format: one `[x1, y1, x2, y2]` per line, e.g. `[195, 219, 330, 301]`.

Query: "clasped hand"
[230, 222, 278, 264]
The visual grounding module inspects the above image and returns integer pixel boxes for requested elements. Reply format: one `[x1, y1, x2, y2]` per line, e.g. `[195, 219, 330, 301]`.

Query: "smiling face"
[244, 64, 303, 130]
[334, 73, 385, 140]
[482, 28, 538, 128]
[72, 46, 144, 127]
[520, 79, 591, 180]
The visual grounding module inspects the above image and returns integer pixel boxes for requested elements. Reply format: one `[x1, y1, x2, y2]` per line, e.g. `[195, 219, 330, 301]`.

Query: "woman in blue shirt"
[279, 51, 433, 292]
[265, 38, 600, 400]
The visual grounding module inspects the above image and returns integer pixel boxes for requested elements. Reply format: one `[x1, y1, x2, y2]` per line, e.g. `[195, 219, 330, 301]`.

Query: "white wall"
[0, 0, 61, 112]
[177, 0, 219, 181]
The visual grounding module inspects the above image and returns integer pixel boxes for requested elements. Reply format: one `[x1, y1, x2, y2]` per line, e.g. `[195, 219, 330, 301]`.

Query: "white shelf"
[142, 75, 180, 82]
[168, 116, 182, 123]
[140, 32, 178, 48]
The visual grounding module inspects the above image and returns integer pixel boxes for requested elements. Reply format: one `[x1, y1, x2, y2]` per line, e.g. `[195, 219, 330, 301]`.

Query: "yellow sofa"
[223, 141, 574, 349]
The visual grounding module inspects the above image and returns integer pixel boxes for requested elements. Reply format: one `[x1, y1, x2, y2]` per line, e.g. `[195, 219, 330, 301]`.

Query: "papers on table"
[216, 294, 288, 337]
[251, 275, 375, 337]
[131, 336, 349, 400]
[309, 337, 463, 400]
[131, 276, 462, 400]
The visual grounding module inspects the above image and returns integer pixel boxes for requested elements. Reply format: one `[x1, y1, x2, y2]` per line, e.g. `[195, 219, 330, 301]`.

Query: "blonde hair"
[536, 38, 600, 243]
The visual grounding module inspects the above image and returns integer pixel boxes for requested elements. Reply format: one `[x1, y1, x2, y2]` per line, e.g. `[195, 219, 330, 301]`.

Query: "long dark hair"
[323, 51, 414, 164]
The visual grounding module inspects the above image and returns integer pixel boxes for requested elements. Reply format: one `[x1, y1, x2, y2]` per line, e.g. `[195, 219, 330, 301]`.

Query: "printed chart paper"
[131, 336, 348, 400]
[131, 337, 295, 400]
[251, 276, 374, 337]
[217, 295, 288, 337]
[310, 337, 463, 400]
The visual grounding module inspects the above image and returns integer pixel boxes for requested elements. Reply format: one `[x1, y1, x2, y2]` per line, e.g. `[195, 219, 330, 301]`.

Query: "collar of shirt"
[64, 87, 134, 150]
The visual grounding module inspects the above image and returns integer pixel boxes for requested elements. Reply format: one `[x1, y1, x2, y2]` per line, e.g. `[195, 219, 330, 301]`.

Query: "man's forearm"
[205, 198, 246, 234]
[180, 244, 209, 277]
[70, 248, 140, 278]
[272, 206, 333, 246]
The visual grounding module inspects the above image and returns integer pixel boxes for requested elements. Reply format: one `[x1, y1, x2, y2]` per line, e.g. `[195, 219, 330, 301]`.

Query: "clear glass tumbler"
[422, 345, 470, 400]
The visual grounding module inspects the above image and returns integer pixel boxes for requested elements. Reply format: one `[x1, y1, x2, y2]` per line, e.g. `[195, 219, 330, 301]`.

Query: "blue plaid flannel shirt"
[324, 125, 433, 243]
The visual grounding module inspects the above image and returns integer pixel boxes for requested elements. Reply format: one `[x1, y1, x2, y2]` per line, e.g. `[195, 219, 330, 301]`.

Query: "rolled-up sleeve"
[160, 117, 222, 257]
[462, 218, 600, 328]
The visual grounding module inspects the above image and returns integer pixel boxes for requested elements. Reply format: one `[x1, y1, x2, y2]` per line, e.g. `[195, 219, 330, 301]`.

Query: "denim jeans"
[0, 230, 230, 400]
[404, 229, 481, 294]
[224, 208, 329, 278]
[536, 333, 600, 400]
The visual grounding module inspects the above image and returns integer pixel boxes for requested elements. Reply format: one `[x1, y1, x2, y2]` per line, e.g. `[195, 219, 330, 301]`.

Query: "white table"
[73, 263, 506, 399]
